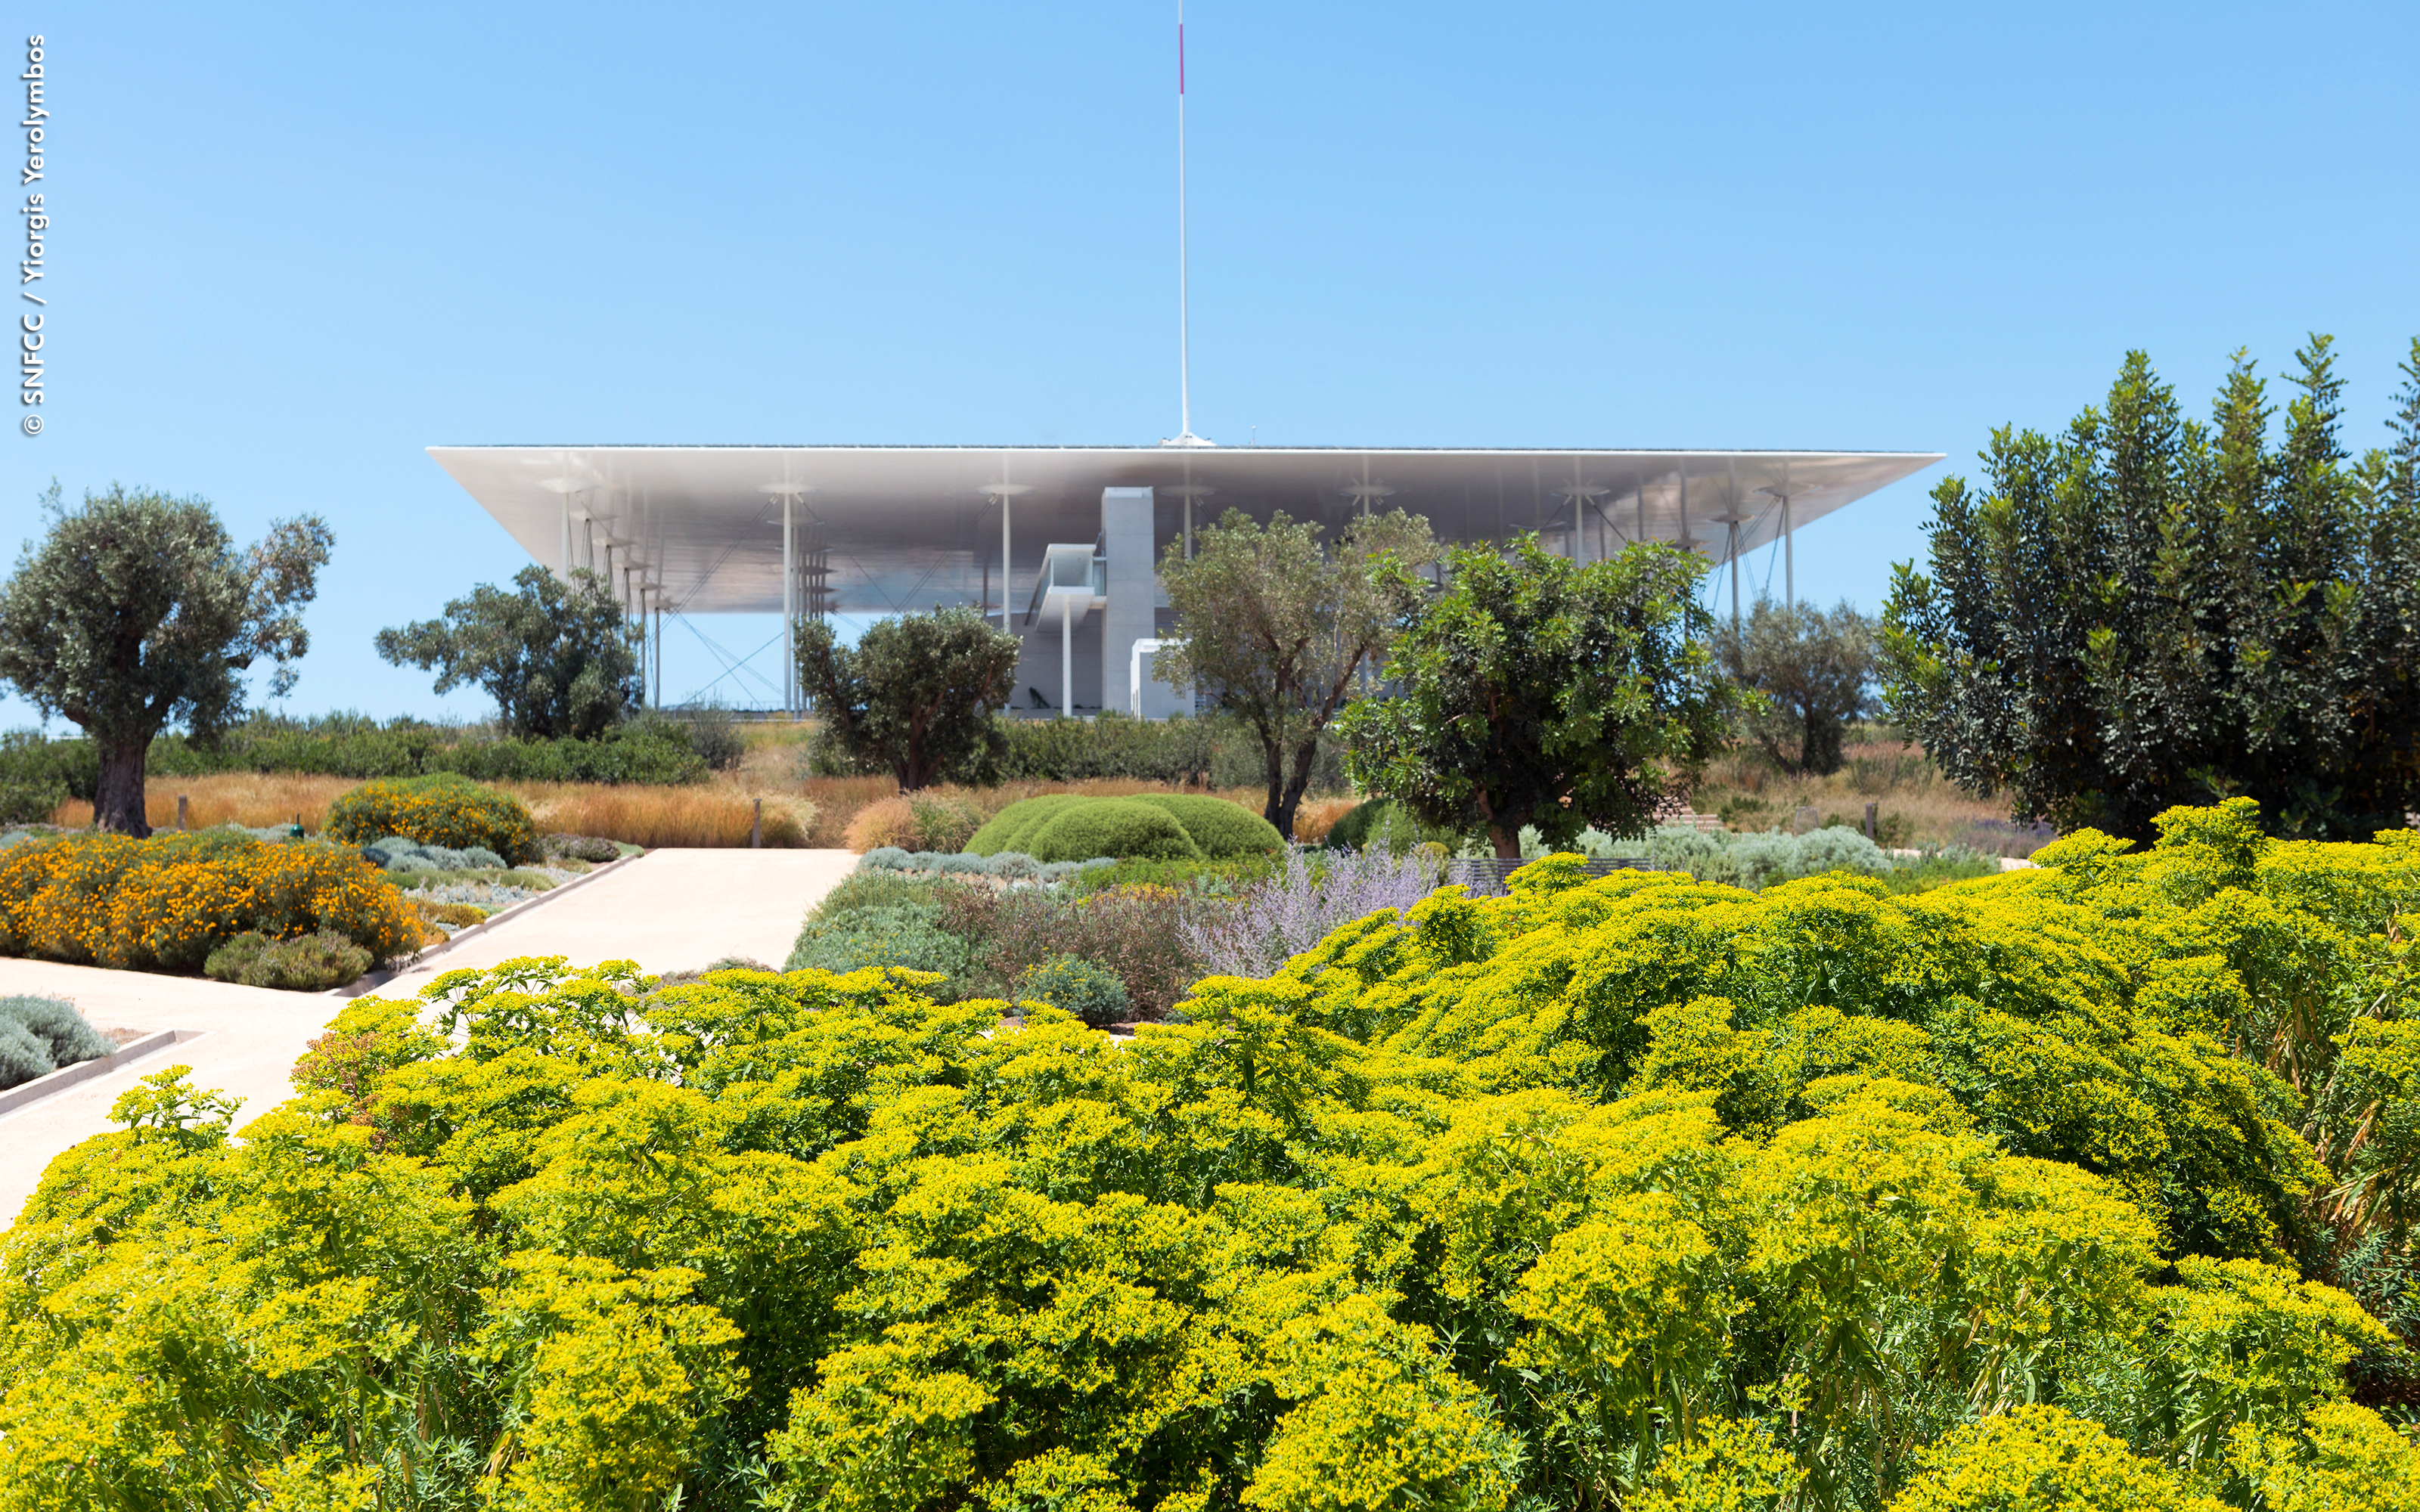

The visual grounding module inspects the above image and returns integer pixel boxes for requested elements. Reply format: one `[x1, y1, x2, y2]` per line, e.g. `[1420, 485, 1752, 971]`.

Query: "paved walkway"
[0, 849, 855, 1226]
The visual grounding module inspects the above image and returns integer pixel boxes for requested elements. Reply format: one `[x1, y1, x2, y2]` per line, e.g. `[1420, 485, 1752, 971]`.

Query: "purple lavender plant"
[1181, 847, 1437, 979]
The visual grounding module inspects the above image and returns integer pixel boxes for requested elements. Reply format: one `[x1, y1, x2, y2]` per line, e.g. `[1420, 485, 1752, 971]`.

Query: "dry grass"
[508, 782, 815, 848]
[842, 797, 921, 853]
[48, 774, 362, 833]
[1290, 797, 1357, 845]
[1688, 738, 2008, 847]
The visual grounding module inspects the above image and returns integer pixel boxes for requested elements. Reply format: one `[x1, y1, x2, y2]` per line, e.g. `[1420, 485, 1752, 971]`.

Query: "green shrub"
[1326, 797, 1448, 854]
[1062, 853, 1285, 897]
[1015, 954, 1129, 1028]
[0, 993, 111, 1066]
[541, 833, 621, 863]
[0, 776, 64, 826]
[1025, 799, 1204, 863]
[784, 901, 970, 981]
[808, 871, 966, 919]
[202, 930, 375, 990]
[0, 1015, 54, 1089]
[324, 773, 540, 863]
[966, 795, 1091, 856]
[1125, 793, 1286, 858]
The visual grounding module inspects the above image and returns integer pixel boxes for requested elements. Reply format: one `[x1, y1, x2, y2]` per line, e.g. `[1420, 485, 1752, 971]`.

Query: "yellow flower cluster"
[0, 829, 421, 972]
[324, 773, 539, 861]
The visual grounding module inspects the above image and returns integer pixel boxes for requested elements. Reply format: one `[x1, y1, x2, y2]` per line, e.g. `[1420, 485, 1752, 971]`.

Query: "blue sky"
[3, 1, 2416, 727]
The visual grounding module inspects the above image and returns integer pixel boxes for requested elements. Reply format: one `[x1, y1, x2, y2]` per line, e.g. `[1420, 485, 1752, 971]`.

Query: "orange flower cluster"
[0, 830, 422, 973]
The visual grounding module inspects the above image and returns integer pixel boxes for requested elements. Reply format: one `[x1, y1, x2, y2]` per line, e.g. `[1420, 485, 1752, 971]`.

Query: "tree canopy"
[1882, 336, 2420, 841]
[1339, 534, 1742, 857]
[0, 484, 332, 835]
[1156, 507, 1435, 838]
[796, 605, 1022, 789]
[1712, 595, 1876, 776]
[375, 565, 641, 740]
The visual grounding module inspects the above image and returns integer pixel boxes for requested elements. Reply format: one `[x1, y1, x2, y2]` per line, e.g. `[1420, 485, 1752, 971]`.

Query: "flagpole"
[1177, 0, 1190, 442]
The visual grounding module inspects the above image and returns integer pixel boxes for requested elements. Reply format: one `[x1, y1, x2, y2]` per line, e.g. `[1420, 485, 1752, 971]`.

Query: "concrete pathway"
[0, 848, 856, 1226]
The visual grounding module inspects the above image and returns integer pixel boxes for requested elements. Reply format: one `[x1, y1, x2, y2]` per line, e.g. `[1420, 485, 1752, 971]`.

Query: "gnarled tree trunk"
[93, 733, 152, 837]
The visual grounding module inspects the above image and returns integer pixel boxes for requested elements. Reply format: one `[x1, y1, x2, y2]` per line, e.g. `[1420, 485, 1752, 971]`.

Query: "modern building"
[427, 445, 1940, 717]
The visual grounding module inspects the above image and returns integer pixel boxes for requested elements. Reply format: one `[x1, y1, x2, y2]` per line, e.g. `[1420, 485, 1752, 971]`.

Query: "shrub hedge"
[1122, 793, 1285, 857]
[973, 794, 1272, 863]
[965, 794, 1091, 855]
[0, 829, 420, 974]
[14, 802, 2420, 1507]
[0, 712, 713, 799]
[1025, 798, 1202, 863]
[324, 774, 540, 863]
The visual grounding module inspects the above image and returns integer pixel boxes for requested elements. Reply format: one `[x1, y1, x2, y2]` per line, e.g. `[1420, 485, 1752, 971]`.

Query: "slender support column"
[560, 498, 571, 578]
[1728, 520, 1742, 636]
[1783, 496, 1795, 606]
[783, 497, 796, 715]
[1001, 496, 1013, 633]
[1184, 498, 1193, 558]
[1059, 593, 1073, 720]
[1637, 485, 1646, 544]
[652, 603, 662, 709]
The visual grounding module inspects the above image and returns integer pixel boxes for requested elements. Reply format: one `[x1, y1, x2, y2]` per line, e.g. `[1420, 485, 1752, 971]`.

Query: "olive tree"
[376, 565, 641, 739]
[1156, 507, 1435, 838]
[1338, 534, 1741, 858]
[1712, 595, 1877, 776]
[0, 484, 334, 835]
[796, 606, 1022, 789]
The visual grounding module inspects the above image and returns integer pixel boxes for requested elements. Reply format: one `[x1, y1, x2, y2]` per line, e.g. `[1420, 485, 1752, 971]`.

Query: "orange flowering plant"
[0, 829, 421, 972]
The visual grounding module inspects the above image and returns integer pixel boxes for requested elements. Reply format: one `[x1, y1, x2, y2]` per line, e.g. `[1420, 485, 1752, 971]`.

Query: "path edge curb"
[333, 851, 644, 999]
[0, 1027, 206, 1120]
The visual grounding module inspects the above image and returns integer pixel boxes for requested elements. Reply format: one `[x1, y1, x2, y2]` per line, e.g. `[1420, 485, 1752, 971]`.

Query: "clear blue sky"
[3, 1, 2415, 727]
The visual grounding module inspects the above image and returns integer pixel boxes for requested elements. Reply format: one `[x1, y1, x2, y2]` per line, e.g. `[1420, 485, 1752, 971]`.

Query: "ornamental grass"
[0, 829, 422, 974]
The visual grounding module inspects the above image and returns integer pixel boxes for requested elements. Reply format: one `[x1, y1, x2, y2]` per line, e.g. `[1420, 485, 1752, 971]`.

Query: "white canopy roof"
[425, 445, 1941, 615]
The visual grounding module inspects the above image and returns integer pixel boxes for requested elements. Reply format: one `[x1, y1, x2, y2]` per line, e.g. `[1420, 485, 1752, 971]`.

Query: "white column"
[783, 497, 796, 715]
[1059, 593, 1072, 719]
[1783, 495, 1795, 606]
[560, 497, 571, 578]
[1002, 495, 1013, 632]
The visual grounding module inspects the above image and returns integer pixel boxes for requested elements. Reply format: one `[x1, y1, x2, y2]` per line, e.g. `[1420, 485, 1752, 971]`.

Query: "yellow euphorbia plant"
[4, 801, 2417, 1511]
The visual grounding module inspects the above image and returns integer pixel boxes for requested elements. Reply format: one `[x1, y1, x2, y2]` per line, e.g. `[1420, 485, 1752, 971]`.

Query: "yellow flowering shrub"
[323, 770, 541, 861]
[0, 829, 421, 971]
[4, 804, 2419, 1510]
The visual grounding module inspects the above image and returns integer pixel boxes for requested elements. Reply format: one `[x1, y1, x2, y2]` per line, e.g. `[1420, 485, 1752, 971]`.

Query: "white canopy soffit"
[424, 446, 1944, 617]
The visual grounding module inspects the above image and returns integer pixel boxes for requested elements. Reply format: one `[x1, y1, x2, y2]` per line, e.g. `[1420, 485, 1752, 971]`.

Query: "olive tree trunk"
[93, 733, 153, 837]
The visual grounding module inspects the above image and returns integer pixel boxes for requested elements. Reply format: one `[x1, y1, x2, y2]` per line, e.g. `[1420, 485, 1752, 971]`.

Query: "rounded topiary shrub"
[1016, 954, 1130, 1029]
[1125, 794, 1285, 859]
[326, 774, 540, 863]
[966, 795, 1091, 856]
[1024, 799, 1204, 863]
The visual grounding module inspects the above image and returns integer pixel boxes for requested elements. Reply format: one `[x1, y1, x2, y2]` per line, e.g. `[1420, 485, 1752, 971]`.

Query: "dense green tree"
[1711, 595, 1877, 776]
[0, 484, 332, 835]
[1882, 336, 2420, 841]
[375, 565, 641, 739]
[796, 605, 1022, 789]
[1338, 534, 1742, 857]
[1156, 507, 1435, 838]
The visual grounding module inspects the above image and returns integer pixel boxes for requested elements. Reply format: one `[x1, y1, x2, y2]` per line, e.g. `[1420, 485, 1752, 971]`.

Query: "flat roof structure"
[427, 445, 1942, 618]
